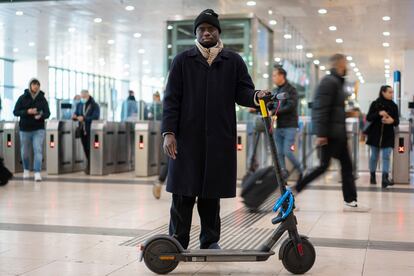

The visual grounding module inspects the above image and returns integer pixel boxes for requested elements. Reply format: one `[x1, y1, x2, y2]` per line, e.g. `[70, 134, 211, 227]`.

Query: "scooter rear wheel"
[143, 238, 179, 274]
[280, 237, 316, 274]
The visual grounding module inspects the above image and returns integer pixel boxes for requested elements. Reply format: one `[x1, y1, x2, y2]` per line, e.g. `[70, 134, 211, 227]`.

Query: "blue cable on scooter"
[271, 188, 294, 224]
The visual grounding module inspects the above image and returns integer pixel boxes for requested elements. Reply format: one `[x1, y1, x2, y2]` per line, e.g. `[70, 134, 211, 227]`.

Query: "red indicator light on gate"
[237, 144, 243, 151]
[94, 142, 100, 148]
[50, 142, 55, 148]
[139, 142, 144, 149]
[290, 144, 295, 152]
[6, 141, 12, 147]
[398, 146, 405, 153]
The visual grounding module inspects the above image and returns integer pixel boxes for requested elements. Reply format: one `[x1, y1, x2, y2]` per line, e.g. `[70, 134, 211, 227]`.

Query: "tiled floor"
[0, 146, 413, 275]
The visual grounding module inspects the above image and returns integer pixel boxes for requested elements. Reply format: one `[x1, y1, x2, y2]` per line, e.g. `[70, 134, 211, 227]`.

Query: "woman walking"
[365, 85, 399, 188]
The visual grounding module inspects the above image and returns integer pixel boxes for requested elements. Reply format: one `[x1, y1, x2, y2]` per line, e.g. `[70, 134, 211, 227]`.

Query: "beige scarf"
[195, 39, 224, 65]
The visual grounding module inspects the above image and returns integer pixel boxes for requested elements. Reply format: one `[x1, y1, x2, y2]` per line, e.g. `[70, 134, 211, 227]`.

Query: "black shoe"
[382, 173, 392, 188]
[207, 243, 221, 250]
[370, 172, 377, 185]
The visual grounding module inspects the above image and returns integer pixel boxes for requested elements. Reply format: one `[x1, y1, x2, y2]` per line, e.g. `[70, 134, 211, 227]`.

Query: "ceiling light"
[313, 59, 320, 65]
[346, 56, 353, 61]
[268, 10, 273, 15]
[320, 65, 326, 71]
[107, 39, 115, 45]
[167, 25, 173, 30]
[318, 9, 327, 14]
[306, 53, 313, 58]
[13, 48, 19, 53]
[284, 34, 292, 39]
[384, 59, 390, 63]
[28, 42, 35, 47]
[246, 1, 256, 6]
[326, 71, 331, 75]
[350, 62, 356, 67]
[133, 32, 142, 38]
[94, 17, 102, 23]
[138, 49, 145, 54]
[353, 68, 359, 72]
[143, 60, 149, 65]
[15, 11, 23, 16]
[262, 73, 269, 79]
[125, 5, 135, 11]
[265, 61, 269, 66]
[45, 55, 50, 60]
[360, 79, 365, 84]
[329, 26, 337, 31]
[383, 31, 390, 36]
[296, 45, 303, 50]
[385, 69, 390, 74]
[274, 57, 281, 62]
[385, 74, 390, 78]
[382, 16, 391, 21]
[336, 38, 343, 44]
[167, 44, 172, 49]
[124, 64, 130, 69]
[385, 64, 390, 69]
[68, 27, 76, 33]
[269, 20, 277, 26]
[382, 42, 390, 47]
[356, 72, 362, 76]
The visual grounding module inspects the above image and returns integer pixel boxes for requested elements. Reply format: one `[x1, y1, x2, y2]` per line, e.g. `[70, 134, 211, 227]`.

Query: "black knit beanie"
[193, 9, 221, 34]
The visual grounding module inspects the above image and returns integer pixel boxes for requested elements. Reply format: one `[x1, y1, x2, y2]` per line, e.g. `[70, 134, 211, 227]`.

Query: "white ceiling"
[0, 0, 412, 84]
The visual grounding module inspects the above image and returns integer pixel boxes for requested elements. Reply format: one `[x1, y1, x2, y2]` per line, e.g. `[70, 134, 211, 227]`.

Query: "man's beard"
[200, 40, 217, 48]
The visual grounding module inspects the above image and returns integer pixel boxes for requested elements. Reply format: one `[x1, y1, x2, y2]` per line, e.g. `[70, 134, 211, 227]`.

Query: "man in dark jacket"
[72, 89, 100, 174]
[293, 54, 369, 212]
[162, 9, 269, 249]
[13, 78, 50, 181]
[270, 66, 303, 179]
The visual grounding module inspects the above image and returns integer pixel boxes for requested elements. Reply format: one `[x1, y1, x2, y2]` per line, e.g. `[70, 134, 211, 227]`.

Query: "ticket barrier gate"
[237, 123, 248, 179]
[45, 120, 86, 174]
[0, 121, 4, 159]
[346, 118, 359, 178]
[392, 122, 411, 184]
[285, 118, 308, 181]
[90, 121, 117, 175]
[2, 122, 23, 173]
[116, 122, 135, 173]
[135, 121, 161, 177]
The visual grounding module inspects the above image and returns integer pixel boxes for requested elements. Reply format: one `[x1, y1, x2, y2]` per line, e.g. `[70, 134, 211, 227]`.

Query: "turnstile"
[237, 123, 248, 179]
[392, 122, 411, 184]
[46, 120, 76, 174]
[116, 122, 135, 173]
[90, 121, 117, 175]
[0, 121, 4, 159]
[73, 122, 86, 172]
[135, 121, 161, 177]
[2, 122, 23, 173]
[346, 117, 359, 178]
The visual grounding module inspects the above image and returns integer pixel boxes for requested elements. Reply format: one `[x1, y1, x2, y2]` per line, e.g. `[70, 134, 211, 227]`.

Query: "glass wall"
[0, 58, 17, 121]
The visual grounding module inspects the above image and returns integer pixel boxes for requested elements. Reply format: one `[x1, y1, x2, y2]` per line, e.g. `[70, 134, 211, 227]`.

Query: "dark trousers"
[80, 133, 90, 172]
[158, 158, 169, 182]
[295, 140, 357, 203]
[169, 194, 220, 249]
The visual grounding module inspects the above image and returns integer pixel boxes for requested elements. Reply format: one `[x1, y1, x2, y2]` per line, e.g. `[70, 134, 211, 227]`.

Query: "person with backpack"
[365, 85, 399, 188]
[13, 78, 50, 181]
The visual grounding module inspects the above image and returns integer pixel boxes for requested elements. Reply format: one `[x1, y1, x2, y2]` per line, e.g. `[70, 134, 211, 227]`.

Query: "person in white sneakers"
[293, 54, 370, 212]
[13, 78, 50, 182]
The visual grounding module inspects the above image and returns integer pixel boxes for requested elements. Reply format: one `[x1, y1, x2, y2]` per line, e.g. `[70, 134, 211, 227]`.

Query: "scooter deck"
[179, 249, 275, 262]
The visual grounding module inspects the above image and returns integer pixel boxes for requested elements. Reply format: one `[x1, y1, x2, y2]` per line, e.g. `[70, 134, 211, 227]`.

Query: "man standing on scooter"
[293, 54, 370, 212]
[162, 9, 269, 249]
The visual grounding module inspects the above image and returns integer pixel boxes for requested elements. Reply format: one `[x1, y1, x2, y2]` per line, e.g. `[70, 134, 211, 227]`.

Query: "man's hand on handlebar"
[163, 134, 178, 160]
[256, 90, 272, 102]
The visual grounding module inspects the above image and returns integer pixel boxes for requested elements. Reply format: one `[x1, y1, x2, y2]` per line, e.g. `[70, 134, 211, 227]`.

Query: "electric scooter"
[139, 95, 316, 275]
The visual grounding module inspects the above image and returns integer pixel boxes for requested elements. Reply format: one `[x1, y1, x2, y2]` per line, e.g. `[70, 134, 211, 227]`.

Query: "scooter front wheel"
[280, 237, 316, 274]
[143, 238, 180, 274]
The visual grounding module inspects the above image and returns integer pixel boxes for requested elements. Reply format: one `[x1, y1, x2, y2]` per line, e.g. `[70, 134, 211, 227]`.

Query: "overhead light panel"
[284, 34, 292, 39]
[296, 45, 303, 50]
[385, 64, 390, 69]
[346, 56, 353, 61]
[45, 55, 50, 60]
[336, 38, 343, 44]
[268, 10, 273, 15]
[107, 39, 115, 45]
[68, 27, 76, 33]
[329, 25, 337, 31]
[306, 52, 313, 58]
[384, 59, 390, 63]
[269, 20, 277, 26]
[125, 5, 135, 11]
[313, 59, 320, 65]
[320, 65, 326, 71]
[382, 16, 391, 21]
[28, 42, 35, 47]
[246, 1, 256, 6]
[15, 11, 23, 16]
[13, 47, 19, 53]
[94, 17, 102, 23]
[385, 69, 390, 74]
[167, 25, 173, 30]
[274, 57, 281, 62]
[133, 32, 142, 38]
[382, 42, 390, 47]
[167, 44, 172, 49]
[383, 31, 390, 36]
[356, 72, 362, 76]
[353, 68, 359, 72]
[138, 49, 145, 54]
[350, 62, 356, 67]
[318, 9, 327, 14]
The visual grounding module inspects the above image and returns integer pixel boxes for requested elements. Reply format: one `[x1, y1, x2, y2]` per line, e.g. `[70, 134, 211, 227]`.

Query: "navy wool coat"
[162, 46, 258, 198]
